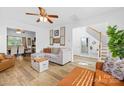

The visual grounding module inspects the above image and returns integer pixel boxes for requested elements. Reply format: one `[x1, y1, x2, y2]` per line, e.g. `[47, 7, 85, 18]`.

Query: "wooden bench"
[58, 67, 95, 86]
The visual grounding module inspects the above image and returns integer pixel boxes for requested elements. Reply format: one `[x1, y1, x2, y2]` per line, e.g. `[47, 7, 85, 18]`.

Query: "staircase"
[87, 26, 110, 60]
[100, 44, 109, 60]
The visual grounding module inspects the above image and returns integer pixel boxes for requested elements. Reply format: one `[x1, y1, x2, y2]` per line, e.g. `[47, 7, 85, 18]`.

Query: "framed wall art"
[60, 27, 65, 46]
[49, 27, 66, 46]
[53, 38, 60, 43]
[54, 30, 59, 37]
[50, 30, 53, 45]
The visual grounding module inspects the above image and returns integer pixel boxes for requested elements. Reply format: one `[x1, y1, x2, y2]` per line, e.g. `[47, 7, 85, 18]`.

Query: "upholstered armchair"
[0, 53, 15, 71]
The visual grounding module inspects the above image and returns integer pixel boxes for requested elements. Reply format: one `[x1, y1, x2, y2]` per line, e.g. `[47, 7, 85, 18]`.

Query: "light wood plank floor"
[0, 55, 96, 86]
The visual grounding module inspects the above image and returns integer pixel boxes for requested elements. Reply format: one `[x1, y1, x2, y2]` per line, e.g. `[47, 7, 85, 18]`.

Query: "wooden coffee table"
[31, 57, 49, 72]
[33, 57, 48, 62]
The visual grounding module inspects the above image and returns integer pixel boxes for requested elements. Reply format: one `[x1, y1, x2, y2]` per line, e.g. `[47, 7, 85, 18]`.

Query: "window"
[7, 36, 22, 46]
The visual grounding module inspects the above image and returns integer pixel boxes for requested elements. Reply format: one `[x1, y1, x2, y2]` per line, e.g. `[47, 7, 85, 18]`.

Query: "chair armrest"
[96, 61, 104, 70]
[1, 59, 10, 63]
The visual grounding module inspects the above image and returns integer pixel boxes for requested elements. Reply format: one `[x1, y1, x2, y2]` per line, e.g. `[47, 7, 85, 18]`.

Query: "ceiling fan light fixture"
[40, 16, 47, 22]
[44, 17, 47, 22]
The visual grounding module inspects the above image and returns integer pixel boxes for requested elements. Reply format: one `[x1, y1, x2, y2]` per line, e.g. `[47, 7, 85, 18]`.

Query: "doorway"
[7, 28, 36, 56]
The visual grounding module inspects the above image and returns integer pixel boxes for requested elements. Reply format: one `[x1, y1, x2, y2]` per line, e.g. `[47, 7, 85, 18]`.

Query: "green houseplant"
[107, 25, 124, 59]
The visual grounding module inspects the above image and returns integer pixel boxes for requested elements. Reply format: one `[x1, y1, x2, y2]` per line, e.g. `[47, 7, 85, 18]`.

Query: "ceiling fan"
[25, 7, 59, 24]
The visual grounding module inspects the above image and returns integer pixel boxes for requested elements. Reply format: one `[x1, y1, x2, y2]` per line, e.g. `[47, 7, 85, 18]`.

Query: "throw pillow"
[111, 62, 124, 80]
[103, 60, 114, 74]
[103, 58, 124, 80]
[102, 57, 114, 74]
[43, 48, 51, 53]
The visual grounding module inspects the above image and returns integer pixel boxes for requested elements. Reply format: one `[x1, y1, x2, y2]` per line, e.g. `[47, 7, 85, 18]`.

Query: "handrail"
[88, 26, 107, 36]
[88, 26, 101, 34]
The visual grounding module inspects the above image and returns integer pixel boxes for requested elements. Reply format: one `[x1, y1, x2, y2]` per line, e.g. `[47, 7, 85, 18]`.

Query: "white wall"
[36, 28, 49, 52]
[0, 24, 7, 53]
[72, 27, 85, 55]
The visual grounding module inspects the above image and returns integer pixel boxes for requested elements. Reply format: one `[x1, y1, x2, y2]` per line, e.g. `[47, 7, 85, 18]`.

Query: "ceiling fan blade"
[38, 7, 43, 11]
[47, 17, 53, 23]
[26, 13, 39, 16]
[38, 7, 45, 15]
[48, 15, 58, 18]
[36, 18, 40, 22]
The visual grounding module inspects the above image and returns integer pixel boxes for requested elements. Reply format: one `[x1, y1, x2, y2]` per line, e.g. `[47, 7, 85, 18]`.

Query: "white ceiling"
[0, 7, 123, 28]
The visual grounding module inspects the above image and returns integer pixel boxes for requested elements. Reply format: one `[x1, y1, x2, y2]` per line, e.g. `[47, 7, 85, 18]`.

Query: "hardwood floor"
[0, 55, 96, 86]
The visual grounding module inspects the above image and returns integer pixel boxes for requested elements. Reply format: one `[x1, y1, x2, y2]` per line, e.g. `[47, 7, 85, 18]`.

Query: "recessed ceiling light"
[16, 29, 22, 34]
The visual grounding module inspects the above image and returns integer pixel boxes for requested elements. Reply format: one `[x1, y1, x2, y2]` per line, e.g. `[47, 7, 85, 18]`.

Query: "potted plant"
[107, 25, 124, 60]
